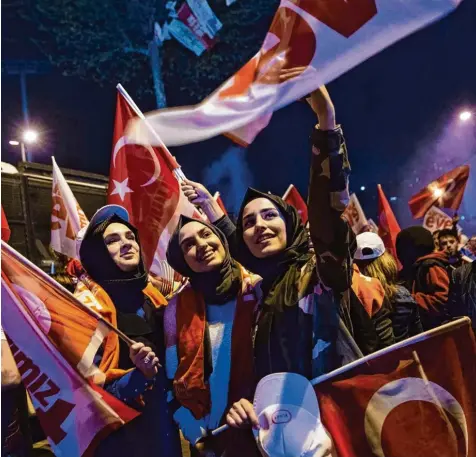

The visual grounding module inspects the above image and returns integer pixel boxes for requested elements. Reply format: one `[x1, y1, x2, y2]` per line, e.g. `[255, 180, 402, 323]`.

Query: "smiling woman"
[164, 216, 262, 457]
[103, 222, 141, 272]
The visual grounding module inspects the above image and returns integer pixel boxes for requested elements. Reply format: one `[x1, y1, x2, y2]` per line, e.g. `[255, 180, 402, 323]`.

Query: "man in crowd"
[397, 227, 452, 331]
[438, 228, 464, 268]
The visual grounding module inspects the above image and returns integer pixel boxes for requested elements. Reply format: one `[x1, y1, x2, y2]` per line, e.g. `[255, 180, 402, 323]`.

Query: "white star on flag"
[110, 178, 133, 201]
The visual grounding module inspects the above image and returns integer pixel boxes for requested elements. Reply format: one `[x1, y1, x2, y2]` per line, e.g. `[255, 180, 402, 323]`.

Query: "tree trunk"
[148, 40, 167, 108]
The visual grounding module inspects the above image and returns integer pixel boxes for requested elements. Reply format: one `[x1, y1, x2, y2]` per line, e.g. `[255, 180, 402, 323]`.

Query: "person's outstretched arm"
[307, 86, 354, 292]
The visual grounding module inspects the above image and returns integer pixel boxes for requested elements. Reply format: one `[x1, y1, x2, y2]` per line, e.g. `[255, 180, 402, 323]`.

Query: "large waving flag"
[1, 241, 139, 457]
[409, 165, 470, 219]
[50, 158, 89, 259]
[127, 0, 462, 147]
[109, 87, 198, 279]
[314, 318, 476, 457]
[377, 184, 401, 261]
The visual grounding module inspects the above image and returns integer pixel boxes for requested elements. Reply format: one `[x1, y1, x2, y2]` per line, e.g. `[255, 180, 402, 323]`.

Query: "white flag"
[50, 158, 89, 258]
[127, 0, 462, 147]
[423, 206, 462, 234]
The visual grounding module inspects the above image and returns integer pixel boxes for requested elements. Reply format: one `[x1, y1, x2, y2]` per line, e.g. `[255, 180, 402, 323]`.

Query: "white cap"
[253, 373, 333, 457]
[354, 232, 385, 260]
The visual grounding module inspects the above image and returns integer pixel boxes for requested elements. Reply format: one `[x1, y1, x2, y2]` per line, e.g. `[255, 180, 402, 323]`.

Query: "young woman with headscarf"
[183, 87, 390, 429]
[164, 216, 262, 457]
[76, 205, 182, 457]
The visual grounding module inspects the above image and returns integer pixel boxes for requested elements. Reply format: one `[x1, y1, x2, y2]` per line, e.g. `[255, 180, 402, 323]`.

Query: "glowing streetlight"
[360, 186, 366, 191]
[22, 129, 39, 144]
[459, 111, 472, 122]
[9, 140, 20, 146]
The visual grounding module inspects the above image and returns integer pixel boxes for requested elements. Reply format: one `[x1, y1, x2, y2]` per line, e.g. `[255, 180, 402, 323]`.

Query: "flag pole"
[116, 83, 184, 179]
[1, 241, 136, 348]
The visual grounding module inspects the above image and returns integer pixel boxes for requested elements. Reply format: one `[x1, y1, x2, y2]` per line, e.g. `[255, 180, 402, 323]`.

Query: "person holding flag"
[183, 87, 384, 430]
[76, 204, 182, 457]
[163, 216, 262, 456]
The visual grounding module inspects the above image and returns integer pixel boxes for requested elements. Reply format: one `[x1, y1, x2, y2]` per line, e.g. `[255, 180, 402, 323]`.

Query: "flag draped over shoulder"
[282, 184, 308, 224]
[127, 0, 462, 147]
[50, 158, 89, 259]
[108, 91, 198, 278]
[314, 318, 476, 457]
[377, 184, 401, 262]
[1, 241, 139, 457]
[409, 165, 470, 219]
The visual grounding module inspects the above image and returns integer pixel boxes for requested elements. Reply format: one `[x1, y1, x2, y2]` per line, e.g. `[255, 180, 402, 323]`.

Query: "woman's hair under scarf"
[166, 215, 241, 305]
[79, 214, 148, 312]
[235, 188, 314, 308]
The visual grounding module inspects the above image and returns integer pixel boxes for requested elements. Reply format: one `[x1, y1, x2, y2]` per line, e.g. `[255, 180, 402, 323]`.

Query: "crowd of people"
[2, 86, 475, 457]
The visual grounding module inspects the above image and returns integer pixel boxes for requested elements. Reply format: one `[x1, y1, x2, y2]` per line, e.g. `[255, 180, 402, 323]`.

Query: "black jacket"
[391, 285, 423, 343]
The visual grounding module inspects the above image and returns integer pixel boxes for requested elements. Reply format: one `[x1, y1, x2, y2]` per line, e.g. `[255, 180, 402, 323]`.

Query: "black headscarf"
[235, 188, 314, 308]
[79, 214, 148, 312]
[166, 215, 242, 304]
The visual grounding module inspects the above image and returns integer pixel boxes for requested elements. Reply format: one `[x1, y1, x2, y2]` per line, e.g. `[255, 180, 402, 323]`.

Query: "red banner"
[409, 165, 470, 219]
[315, 319, 476, 457]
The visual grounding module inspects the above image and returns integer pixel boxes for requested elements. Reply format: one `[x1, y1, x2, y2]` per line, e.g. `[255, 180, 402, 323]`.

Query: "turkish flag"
[409, 165, 470, 219]
[213, 192, 228, 215]
[1, 241, 139, 456]
[109, 91, 197, 275]
[315, 318, 476, 457]
[377, 184, 401, 262]
[127, 0, 461, 147]
[1, 205, 11, 242]
[282, 184, 308, 224]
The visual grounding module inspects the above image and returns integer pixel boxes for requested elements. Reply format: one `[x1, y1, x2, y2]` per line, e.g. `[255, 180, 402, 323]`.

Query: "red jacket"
[412, 250, 451, 330]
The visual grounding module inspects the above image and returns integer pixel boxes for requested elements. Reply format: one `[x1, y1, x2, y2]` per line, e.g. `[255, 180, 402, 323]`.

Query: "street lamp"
[459, 111, 472, 122]
[9, 129, 39, 162]
[23, 129, 39, 143]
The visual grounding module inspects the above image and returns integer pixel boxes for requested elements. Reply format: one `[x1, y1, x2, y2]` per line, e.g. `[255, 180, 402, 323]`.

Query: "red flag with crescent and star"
[408, 165, 470, 219]
[314, 318, 476, 457]
[108, 91, 198, 275]
[282, 184, 308, 224]
[377, 184, 401, 263]
[127, 0, 461, 147]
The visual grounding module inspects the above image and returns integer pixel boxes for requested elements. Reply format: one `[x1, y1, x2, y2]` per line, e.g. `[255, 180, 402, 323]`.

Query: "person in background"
[165, 216, 261, 457]
[77, 205, 182, 457]
[449, 261, 476, 333]
[354, 232, 423, 343]
[396, 226, 451, 331]
[438, 228, 464, 268]
[460, 235, 476, 261]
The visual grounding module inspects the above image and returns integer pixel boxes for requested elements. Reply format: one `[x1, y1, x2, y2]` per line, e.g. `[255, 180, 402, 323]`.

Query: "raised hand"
[308, 85, 336, 131]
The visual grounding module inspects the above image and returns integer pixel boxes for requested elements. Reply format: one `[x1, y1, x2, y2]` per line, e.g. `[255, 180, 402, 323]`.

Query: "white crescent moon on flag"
[113, 136, 161, 188]
[364, 377, 468, 457]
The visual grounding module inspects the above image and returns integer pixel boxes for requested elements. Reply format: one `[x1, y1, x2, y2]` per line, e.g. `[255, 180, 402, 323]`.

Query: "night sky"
[2, 0, 476, 233]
